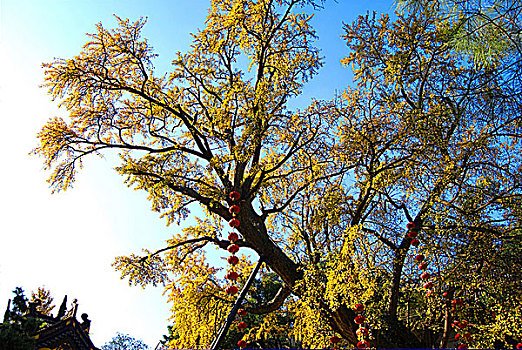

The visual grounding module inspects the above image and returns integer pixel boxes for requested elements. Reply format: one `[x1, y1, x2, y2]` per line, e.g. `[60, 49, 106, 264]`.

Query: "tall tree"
[34, 0, 522, 348]
[0, 288, 39, 350]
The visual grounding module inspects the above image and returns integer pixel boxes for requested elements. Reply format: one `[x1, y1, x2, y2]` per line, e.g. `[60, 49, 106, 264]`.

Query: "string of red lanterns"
[410, 221, 478, 349]
[223, 191, 250, 349]
[450, 298, 473, 349]
[408, 222, 435, 298]
[236, 308, 248, 348]
[353, 303, 370, 349]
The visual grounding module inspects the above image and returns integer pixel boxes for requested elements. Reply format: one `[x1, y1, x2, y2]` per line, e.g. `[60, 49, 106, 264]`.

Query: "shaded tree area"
[33, 0, 522, 348]
[0, 287, 55, 350]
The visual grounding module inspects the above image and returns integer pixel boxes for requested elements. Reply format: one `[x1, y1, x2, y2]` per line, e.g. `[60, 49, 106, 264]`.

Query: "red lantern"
[238, 321, 248, 329]
[354, 315, 366, 324]
[423, 281, 433, 289]
[461, 320, 468, 328]
[228, 232, 239, 242]
[458, 344, 468, 349]
[237, 339, 247, 348]
[227, 255, 239, 265]
[408, 231, 418, 238]
[407, 222, 415, 230]
[442, 291, 449, 298]
[463, 332, 472, 341]
[356, 327, 369, 337]
[420, 271, 431, 279]
[229, 205, 240, 214]
[357, 340, 370, 349]
[226, 285, 239, 295]
[330, 336, 341, 344]
[353, 303, 364, 313]
[229, 218, 240, 228]
[238, 308, 246, 316]
[418, 262, 428, 270]
[411, 238, 420, 246]
[415, 254, 425, 262]
[516, 343, 522, 349]
[229, 191, 241, 201]
[228, 244, 239, 254]
[226, 271, 239, 280]
[426, 290, 434, 297]
[455, 333, 461, 341]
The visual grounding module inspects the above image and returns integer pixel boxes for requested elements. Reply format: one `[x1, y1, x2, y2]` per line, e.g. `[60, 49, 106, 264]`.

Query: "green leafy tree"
[101, 332, 149, 350]
[397, 0, 522, 67]
[0, 288, 40, 350]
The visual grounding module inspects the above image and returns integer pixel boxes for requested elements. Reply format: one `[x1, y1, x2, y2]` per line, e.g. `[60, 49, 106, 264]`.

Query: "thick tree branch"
[361, 226, 398, 251]
[245, 285, 292, 315]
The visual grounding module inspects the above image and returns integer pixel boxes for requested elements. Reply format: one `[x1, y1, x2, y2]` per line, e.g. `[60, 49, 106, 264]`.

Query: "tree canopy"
[101, 332, 149, 350]
[34, 0, 522, 348]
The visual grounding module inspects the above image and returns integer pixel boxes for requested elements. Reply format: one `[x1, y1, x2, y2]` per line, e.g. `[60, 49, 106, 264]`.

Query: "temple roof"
[35, 316, 99, 350]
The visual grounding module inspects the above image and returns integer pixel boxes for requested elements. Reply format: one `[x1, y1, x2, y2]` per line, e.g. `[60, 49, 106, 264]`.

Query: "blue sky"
[0, 0, 393, 347]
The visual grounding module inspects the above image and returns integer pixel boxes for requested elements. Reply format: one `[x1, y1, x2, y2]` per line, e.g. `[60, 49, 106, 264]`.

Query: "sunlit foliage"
[34, 0, 522, 348]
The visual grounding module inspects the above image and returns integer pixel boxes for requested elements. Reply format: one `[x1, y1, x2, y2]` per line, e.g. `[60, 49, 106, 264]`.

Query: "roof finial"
[3, 299, 11, 323]
[57, 295, 67, 319]
[71, 298, 78, 318]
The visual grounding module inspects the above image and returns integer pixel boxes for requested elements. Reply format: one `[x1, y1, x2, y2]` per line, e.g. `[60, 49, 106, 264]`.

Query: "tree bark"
[237, 203, 359, 345]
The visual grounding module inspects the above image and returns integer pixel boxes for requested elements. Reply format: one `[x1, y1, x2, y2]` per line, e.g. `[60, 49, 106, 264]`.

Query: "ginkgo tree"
[34, 0, 522, 348]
